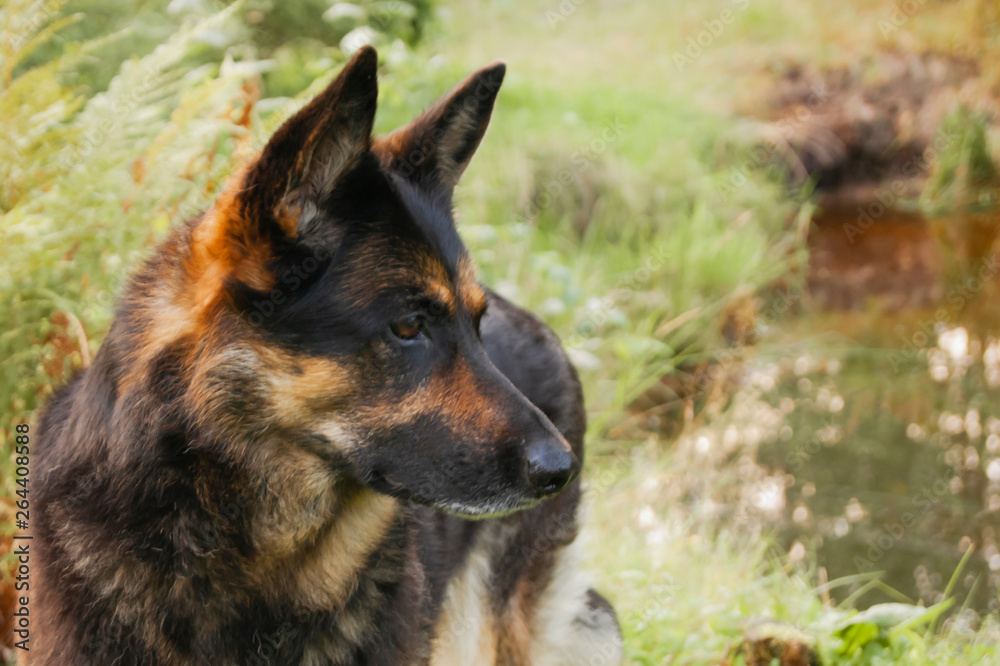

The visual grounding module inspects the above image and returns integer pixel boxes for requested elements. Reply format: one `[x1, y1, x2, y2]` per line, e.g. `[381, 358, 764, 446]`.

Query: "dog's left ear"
[374, 61, 505, 206]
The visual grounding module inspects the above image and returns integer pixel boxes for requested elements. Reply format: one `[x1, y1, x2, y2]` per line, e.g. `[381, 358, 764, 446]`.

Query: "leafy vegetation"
[924, 107, 1000, 215]
[18, 0, 433, 94]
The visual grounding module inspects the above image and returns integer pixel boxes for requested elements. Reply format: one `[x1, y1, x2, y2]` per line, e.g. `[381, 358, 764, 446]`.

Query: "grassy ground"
[2, 0, 999, 663]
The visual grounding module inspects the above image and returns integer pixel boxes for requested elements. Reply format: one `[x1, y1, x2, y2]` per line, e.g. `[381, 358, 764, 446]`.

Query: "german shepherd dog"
[30, 47, 622, 665]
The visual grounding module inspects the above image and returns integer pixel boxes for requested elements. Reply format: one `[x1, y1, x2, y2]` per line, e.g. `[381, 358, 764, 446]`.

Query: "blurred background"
[2, 0, 1000, 663]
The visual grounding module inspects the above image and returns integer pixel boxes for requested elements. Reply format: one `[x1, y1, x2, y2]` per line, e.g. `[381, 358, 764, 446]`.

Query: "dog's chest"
[426, 545, 498, 666]
[284, 518, 436, 666]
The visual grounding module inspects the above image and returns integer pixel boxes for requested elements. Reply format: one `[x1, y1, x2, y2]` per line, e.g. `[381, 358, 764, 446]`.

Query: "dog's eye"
[390, 315, 425, 341]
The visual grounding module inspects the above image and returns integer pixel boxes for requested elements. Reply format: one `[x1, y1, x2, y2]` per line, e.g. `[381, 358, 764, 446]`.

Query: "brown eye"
[390, 315, 424, 341]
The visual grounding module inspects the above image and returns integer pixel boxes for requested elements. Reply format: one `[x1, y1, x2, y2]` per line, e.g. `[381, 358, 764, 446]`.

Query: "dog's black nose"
[525, 438, 580, 497]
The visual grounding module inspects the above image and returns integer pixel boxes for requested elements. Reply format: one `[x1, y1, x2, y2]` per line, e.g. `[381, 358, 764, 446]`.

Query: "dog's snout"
[525, 437, 580, 498]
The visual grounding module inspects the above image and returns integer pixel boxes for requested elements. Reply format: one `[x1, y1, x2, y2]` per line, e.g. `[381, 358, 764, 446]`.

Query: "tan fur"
[264, 352, 358, 422]
[187, 166, 279, 310]
[116, 293, 196, 397]
[496, 591, 534, 666]
[282, 490, 399, 611]
[457, 255, 487, 317]
[428, 540, 499, 666]
[338, 242, 454, 310]
[426, 279, 456, 312]
[356, 359, 506, 435]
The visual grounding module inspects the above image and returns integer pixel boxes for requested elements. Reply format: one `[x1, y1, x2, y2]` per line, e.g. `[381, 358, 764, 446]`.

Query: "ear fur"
[373, 61, 505, 206]
[242, 45, 379, 238]
[187, 47, 379, 308]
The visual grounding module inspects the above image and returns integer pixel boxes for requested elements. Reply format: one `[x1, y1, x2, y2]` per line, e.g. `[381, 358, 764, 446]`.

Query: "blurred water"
[751, 205, 1000, 625]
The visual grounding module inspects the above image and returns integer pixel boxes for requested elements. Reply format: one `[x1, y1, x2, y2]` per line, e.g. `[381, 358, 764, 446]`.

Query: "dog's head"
[187, 47, 578, 518]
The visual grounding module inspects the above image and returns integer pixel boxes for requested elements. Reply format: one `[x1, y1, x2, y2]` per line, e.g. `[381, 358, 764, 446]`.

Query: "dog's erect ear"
[187, 47, 377, 308]
[239, 45, 379, 237]
[374, 61, 505, 205]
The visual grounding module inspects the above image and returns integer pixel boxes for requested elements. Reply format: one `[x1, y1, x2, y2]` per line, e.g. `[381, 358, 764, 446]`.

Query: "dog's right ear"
[187, 47, 378, 309]
[240, 45, 379, 237]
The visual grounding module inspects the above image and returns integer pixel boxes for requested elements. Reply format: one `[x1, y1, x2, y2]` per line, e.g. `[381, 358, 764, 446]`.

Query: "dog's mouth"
[434, 495, 542, 520]
[364, 469, 540, 520]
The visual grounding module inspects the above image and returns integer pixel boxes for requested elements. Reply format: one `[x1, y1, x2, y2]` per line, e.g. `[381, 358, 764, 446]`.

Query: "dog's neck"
[250, 474, 402, 610]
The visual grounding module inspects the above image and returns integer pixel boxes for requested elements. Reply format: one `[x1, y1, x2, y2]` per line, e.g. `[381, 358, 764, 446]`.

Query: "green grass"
[582, 431, 1000, 665]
